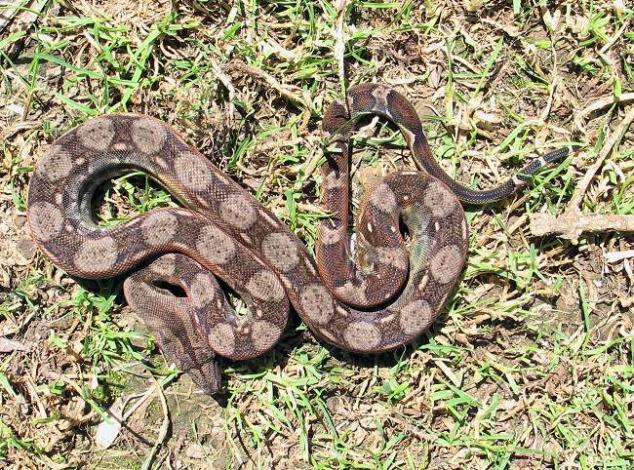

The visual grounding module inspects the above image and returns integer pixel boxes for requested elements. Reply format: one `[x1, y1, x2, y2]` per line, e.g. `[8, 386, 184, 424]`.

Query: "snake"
[27, 83, 575, 394]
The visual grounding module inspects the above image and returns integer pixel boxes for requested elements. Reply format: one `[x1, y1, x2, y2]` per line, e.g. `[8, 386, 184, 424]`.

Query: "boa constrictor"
[27, 84, 574, 393]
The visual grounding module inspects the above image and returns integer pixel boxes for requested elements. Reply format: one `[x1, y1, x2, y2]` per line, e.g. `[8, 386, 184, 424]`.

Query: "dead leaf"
[0, 336, 29, 353]
[95, 398, 124, 449]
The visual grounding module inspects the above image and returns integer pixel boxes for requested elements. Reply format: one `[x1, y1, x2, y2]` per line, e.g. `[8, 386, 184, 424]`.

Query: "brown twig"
[229, 61, 315, 114]
[575, 92, 634, 133]
[530, 212, 634, 238]
[569, 107, 634, 209]
[333, 0, 348, 94]
[141, 379, 170, 470]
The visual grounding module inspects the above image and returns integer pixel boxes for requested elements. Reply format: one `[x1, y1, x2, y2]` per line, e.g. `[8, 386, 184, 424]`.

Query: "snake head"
[323, 101, 352, 140]
[173, 345, 222, 395]
[123, 260, 223, 395]
[141, 312, 223, 395]
[144, 316, 222, 395]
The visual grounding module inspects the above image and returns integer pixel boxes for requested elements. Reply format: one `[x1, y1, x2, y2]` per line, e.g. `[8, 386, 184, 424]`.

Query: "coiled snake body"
[27, 84, 573, 393]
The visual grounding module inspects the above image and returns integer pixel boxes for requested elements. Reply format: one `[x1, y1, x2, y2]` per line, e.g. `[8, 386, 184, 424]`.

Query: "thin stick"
[333, 0, 348, 95]
[231, 61, 314, 113]
[570, 107, 634, 210]
[141, 379, 170, 470]
[530, 213, 634, 239]
[575, 92, 634, 133]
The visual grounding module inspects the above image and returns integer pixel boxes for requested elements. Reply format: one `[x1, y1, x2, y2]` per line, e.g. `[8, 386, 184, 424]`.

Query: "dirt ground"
[1, 0, 633, 469]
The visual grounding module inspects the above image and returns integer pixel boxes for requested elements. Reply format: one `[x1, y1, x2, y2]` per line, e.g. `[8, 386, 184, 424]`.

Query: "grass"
[1, 0, 633, 468]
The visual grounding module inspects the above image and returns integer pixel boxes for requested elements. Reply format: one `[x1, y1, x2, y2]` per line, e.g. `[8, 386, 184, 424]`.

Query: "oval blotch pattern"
[37, 145, 73, 182]
[219, 194, 257, 230]
[299, 284, 334, 325]
[28, 202, 64, 242]
[141, 211, 178, 247]
[150, 254, 176, 276]
[174, 152, 213, 191]
[251, 320, 282, 353]
[399, 300, 432, 335]
[424, 181, 457, 218]
[429, 244, 464, 284]
[191, 273, 216, 308]
[76, 117, 115, 151]
[246, 270, 285, 302]
[208, 323, 236, 357]
[74, 237, 118, 273]
[131, 118, 167, 154]
[344, 321, 381, 350]
[196, 225, 235, 265]
[369, 183, 397, 213]
[261, 232, 300, 272]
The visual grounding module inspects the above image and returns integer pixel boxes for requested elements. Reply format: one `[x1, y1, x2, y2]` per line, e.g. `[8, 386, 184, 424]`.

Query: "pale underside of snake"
[27, 83, 575, 394]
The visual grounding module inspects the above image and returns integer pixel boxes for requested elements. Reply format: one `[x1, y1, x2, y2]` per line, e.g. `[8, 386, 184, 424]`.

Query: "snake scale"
[27, 84, 575, 393]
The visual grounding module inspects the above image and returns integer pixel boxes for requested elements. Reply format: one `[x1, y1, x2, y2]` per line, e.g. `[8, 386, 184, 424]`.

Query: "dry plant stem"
[605, 250, 634, 263]
[530, 107, 634, 241]
[575, 92, 634, 133]
[0, 0, 49, 35]
[571, 107, 634, 209]
[141, 379, 170, 470]
[0, 336, 29, 352]
[231, 61, 313, 112]
[0, 0, 24, 34]
[598, 18, 631, 55]
[334, 0, 348, 93]
[210, 58, 236, 115]
[0, 310, 36, 336]
[530, 212, 634, 238]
